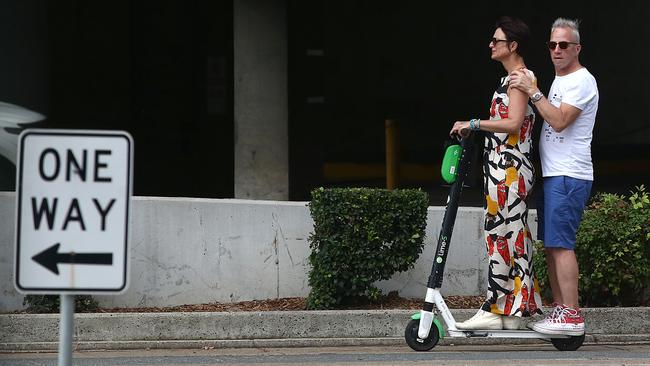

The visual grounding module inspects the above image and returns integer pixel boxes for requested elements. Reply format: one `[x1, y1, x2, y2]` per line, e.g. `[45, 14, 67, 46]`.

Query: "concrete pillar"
[233, 0, 288, 200]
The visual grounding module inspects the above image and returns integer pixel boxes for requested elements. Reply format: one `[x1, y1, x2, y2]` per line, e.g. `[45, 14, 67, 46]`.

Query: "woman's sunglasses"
[491, 37, 509, 44]
[547, 41, 579, 50]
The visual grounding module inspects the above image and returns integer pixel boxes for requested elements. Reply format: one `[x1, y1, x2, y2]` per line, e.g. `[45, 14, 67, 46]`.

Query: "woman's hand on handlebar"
[450, 121, 471, 138]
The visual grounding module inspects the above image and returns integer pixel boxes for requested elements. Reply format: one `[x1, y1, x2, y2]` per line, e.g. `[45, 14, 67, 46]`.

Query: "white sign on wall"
[14, 129, 133, 294]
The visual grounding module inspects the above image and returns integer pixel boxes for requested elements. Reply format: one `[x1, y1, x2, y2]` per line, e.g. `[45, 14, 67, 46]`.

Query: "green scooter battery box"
[441, 144, 461, 184]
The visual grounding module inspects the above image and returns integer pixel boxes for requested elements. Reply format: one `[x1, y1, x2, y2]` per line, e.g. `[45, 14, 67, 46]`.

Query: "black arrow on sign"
[32, 243, 113, 275]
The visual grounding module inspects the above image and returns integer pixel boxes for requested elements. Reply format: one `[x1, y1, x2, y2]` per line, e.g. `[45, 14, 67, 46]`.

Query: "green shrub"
[23, 295, 99, 313]
[532, 240, 552, 303]
[576, 185, 650, 306]
[534, 185, 650, 307]
[306, 187, 428, 309]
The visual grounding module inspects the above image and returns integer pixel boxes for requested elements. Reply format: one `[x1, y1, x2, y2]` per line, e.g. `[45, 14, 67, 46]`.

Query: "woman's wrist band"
[469, 119, 481, 131]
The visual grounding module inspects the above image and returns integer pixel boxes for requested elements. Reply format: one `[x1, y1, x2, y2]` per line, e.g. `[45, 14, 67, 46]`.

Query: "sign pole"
[57, 294, 74, 366]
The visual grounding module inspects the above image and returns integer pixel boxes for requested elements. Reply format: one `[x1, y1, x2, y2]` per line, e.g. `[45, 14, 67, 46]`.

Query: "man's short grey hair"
[552, 18, 581, 43]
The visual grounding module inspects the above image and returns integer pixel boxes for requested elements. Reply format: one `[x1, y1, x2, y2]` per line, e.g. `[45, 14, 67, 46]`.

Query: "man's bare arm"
[509, 70, 582, 132]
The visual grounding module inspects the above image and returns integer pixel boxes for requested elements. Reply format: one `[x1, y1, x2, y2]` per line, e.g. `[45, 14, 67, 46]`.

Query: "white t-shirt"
[539, 67, 599, 180]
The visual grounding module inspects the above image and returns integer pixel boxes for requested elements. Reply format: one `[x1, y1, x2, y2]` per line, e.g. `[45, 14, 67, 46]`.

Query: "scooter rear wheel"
[551, 334, 585, 351]
[404, 318, 439, 351]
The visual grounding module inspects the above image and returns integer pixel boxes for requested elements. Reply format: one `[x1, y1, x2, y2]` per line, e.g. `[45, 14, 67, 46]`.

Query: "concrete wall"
[0, 192, 537, 312]
[233, 0, 289, 200]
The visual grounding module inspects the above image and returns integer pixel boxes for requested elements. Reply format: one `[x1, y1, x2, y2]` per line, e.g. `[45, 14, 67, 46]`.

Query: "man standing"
[509, 18, 599, 336]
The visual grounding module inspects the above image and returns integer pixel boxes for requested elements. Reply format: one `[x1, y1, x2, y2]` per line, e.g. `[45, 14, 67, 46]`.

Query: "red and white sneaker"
[527, 303, 563, 330]
[531, 306, 585, 336]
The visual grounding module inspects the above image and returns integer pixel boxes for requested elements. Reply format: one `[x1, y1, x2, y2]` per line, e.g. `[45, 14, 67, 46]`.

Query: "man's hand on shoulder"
[508, 70, 536, 97]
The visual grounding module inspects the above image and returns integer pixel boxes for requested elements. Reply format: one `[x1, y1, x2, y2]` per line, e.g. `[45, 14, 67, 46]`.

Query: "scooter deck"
[449, 329, 571, 339]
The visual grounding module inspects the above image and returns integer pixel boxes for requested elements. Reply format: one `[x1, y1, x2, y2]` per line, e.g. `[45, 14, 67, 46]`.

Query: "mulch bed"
[95, 293, 486, 313]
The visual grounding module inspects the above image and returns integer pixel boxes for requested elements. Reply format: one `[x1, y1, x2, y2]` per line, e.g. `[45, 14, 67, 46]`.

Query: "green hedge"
[533, 185, 650, 306]
[306, 187, 428, 309]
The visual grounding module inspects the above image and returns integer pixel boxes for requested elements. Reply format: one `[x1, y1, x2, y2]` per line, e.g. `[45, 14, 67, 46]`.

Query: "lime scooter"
[403, 133, 585, 352]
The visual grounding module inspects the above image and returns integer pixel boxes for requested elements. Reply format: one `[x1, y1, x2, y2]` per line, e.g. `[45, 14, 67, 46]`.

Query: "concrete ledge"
[0, 193, 496, 311]
[1, 308, 648, 351]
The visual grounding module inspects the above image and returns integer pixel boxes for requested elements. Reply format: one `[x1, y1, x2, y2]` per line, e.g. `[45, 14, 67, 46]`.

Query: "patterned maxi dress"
[480, 71, 543, 317]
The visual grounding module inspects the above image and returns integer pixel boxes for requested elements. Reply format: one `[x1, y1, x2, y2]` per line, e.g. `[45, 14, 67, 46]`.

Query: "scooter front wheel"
[551, 334, 585, 351]
[404, 318, 439, 351]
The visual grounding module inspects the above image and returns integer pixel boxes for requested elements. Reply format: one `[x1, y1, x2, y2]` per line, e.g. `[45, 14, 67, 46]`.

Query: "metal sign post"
[58, 295, 74, 366]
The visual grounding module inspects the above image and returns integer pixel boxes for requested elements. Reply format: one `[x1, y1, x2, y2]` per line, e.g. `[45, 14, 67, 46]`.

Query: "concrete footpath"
[1, 307, 649, 351]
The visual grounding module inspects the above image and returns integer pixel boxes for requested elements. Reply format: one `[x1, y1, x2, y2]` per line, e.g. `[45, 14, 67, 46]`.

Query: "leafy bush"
[576, 185, 650, 306]
[534, 185, 650, 306]
[306, 187, 428, 309]
[23, 295, 99, 313]
[532, 240, 552, 303]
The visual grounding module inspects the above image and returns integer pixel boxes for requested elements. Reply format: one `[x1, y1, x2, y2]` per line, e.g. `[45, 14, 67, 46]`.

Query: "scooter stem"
[417, 134, 475, 340]
[427, 134, 475, 289]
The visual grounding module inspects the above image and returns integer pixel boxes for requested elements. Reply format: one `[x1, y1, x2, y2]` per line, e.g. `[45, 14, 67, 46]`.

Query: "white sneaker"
[502, 316, 522, 330]
[455, 310, 502, 330]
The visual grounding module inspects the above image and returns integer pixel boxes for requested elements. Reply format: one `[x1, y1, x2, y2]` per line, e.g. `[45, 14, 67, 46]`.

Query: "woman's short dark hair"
[496, 16, 531, 58]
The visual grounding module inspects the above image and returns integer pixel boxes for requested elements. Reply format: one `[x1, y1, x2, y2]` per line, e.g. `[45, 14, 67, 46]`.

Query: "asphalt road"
[2, 344, 650, 366]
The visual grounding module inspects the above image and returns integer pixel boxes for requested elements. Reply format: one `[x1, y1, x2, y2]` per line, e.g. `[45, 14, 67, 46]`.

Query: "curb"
[1, 308, 649, 351]
[3, 334, 650, 352]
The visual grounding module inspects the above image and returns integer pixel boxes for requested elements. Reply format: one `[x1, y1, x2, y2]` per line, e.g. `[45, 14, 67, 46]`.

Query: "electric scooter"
[404, 133, 585, 352]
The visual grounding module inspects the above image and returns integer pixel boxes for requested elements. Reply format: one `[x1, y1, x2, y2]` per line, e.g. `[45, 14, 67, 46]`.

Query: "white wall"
[0, 192, 537, 311]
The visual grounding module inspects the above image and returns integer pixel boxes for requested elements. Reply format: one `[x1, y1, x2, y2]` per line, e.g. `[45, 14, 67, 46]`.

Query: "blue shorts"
[537, 176, 592, 250]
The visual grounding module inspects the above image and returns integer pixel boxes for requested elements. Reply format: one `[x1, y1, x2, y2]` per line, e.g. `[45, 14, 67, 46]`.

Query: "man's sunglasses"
[547, 41, 579, 50]
[491, 37, 509, 44]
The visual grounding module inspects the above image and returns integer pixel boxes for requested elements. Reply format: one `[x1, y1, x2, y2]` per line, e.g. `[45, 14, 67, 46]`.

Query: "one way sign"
[15, 129, 133, 294]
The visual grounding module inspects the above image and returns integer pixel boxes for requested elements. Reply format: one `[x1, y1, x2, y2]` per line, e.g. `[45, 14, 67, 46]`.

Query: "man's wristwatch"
[531, 90, 544, 103]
